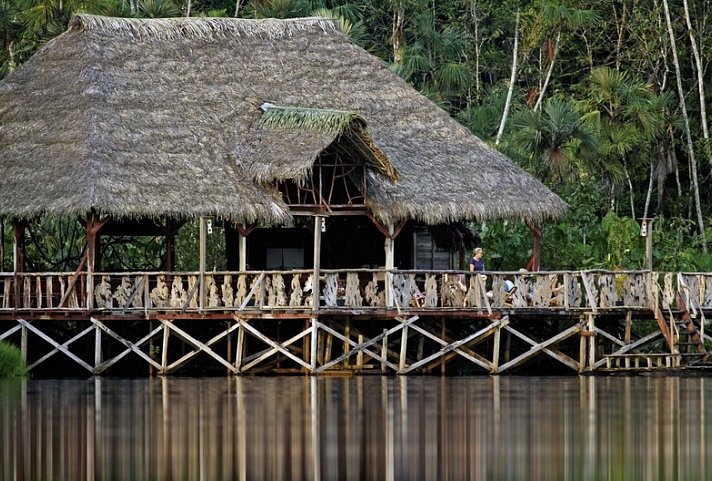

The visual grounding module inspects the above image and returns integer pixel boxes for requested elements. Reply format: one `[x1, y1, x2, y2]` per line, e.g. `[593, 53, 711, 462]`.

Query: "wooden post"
[85, 215, 107, 311]
[385, 223, 395, 307]
[94, 324, 102, 370]
[381, 329, 388, 374]
[235, 320, 245, 373]
[310, 318, 318, 373]
[165, 223, 175, 272]
[20, 322, 27, 363]
[199, 217, 206, 311]
[640, 218, 654, 270]
[86, 215, 97, 310]
[587, 314, 596, 370]
[0, 217, 4, 272]
[526, 222, 541, 271]
[492, 320, 501, 373]
[313, 216, 322, 312]
[357, 334, 364, 370]
[399, 318, 408, 373]
[13, 221, 25, 308]
[239, 234, 247, 271]
[226, 319, 233, 376]
[440, 319, 446, 375]
[624, 310, 632, 344]
[161, 321, 170, 375]
[343, 318, 350, 368]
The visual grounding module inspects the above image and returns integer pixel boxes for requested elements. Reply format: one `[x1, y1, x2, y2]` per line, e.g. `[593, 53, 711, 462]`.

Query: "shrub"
[0, 341, 27, 378]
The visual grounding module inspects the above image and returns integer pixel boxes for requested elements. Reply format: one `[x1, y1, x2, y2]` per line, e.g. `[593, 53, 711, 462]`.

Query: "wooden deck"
[1, 269, 710, 375]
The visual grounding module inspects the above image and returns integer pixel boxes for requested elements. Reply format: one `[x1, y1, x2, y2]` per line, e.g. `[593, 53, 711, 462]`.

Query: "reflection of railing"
[2, 269, 712, 313]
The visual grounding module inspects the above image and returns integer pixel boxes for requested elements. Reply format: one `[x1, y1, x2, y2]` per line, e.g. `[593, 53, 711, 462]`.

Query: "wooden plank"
[120, 275, 146, 314]
[593, 326, 626, 347]
[238, 273, 264, 310]
[580, 271, 598, 313]
[58, 253, 87, 308]
[499, 324, 583, 372]
[0, 322, 22, 341]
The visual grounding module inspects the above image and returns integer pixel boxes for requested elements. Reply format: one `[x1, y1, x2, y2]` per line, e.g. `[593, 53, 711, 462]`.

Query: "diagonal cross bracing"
[91, 318, 162, 373]
[315, 319, 405, 373]
[18, 319, 95, 372]
[401, 318, 506, 373]
[499, 323, 583, 373]
[161, 320, 237, 374]
[235, 317, 312, 371]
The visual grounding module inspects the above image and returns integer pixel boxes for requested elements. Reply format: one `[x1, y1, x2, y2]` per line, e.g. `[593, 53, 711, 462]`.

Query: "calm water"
[0, 375, 710, 481]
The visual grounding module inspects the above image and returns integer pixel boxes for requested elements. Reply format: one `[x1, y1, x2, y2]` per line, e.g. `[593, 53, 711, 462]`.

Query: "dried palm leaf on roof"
[253, 104, 398, 183]
[0, 14, 567, 226]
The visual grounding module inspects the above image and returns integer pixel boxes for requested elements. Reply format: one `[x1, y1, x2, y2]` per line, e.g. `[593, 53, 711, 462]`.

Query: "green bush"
[0, 341, 27, 378]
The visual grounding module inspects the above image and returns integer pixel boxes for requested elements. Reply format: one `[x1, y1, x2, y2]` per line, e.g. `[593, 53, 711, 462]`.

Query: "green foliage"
[599, 211, 643, 269]
[0, 341, 27, 378]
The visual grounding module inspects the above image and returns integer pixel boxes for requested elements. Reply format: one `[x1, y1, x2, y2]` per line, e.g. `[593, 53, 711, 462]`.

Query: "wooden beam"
[58, 252, 88, 308]
[313, 216, 322, 312]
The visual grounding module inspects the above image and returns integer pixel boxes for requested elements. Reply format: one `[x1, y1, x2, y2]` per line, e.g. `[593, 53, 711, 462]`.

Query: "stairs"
[673, 292, 708, 364]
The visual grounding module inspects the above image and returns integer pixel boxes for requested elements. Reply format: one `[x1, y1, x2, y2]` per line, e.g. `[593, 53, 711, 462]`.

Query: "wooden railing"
[1, 269, 711, 314]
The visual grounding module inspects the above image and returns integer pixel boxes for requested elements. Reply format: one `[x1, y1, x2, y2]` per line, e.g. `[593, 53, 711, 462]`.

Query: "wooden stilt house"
[3, 16, 693, 376]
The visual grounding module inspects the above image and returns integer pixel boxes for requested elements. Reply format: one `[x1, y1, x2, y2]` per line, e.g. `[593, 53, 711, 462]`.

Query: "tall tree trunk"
[644, 152, 655, 218]
[234, 0, 241, 17]
[613, 2, 627, 72]
[662, 0, 707, 252]
[470, 0, 481, 101]
[391, 6, 405, 64]
[186, 0, 191, 16]
[683, 0, 712, 172]
[533, 31, 560, 112]
[623, 161, 636, 219]
[496, 11, 520, 146]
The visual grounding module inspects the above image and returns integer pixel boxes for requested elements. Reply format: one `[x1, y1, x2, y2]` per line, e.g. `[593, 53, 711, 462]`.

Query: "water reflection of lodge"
[0, 15, 707, 376]
[1, 377, 709, 481]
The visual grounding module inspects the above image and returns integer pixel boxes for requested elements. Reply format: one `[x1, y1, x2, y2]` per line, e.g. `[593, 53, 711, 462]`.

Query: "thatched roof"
[0, 14, 568, 225]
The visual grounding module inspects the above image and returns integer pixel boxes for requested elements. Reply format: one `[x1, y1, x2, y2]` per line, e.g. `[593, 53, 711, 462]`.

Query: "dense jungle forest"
[1, 0, 712, 272]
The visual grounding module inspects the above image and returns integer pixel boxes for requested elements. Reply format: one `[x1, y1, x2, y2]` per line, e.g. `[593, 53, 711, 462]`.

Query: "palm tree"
[520, 0, 598, 112]
[578, 67, 669, 218]
[510, 99, 598, 183]
[395, 6, 469, 105]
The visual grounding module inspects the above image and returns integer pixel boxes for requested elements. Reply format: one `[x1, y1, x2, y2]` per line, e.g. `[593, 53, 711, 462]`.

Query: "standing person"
[468, 247, 485, 272]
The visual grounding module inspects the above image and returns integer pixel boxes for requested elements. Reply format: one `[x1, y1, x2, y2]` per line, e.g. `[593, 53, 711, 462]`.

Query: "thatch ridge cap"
[68, 14, 342, 41]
